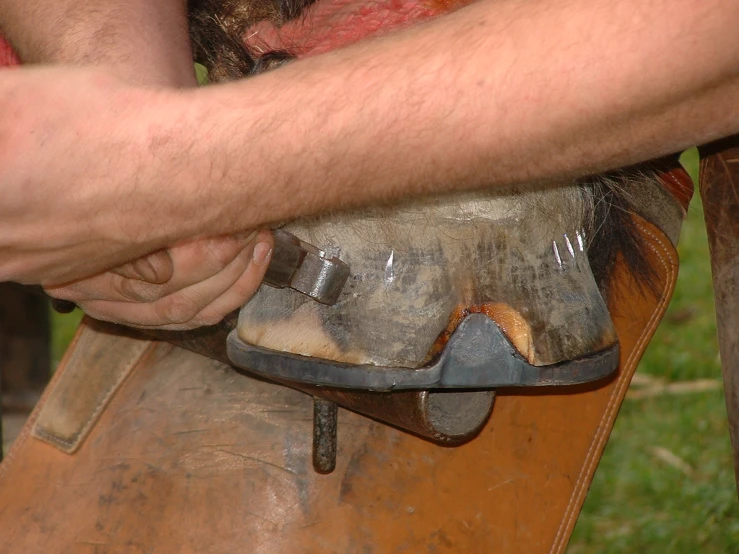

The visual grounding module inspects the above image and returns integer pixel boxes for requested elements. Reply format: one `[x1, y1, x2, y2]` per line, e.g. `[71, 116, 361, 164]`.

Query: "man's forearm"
[169, 0, 739, 237]
[0, 0, 194, 85]
[2, 0, 739, 287]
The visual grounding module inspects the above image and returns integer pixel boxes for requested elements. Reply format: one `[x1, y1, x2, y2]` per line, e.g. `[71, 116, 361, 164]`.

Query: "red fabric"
[660, 168, 694, 212]
[244, 0, 469, 58]
[0, 34, 20, 67]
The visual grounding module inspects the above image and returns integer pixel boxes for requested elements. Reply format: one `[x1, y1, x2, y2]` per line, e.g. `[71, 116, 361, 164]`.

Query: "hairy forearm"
[167, 0, 739, 237]
[2, 0, 738, 287]
[0, 0, 194, 85]
[0, 0, 196, 288]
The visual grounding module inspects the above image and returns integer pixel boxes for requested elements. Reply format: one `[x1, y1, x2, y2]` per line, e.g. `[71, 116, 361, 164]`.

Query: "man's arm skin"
[1, 0, 738, 325]
[0, 0, 194, 86]
[0, 0, 274, 330]
[182, 0, 739, 235]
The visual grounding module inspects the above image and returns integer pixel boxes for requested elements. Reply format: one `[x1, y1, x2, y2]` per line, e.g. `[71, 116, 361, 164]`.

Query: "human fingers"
[179, 237, 275, 327]
[111, 250, 175, 284]
[49, 233, 260, 304]
[70, 231, 273, 330]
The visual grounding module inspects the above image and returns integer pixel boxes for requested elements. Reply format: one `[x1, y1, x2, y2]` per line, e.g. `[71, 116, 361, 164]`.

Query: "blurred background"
[1, 151, 737, 552]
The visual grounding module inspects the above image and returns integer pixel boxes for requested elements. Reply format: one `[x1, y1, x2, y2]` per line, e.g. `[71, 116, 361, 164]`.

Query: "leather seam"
[33, 340, 157, 453]
[0, 319, 88, 480]
[549, 221, 675, 554]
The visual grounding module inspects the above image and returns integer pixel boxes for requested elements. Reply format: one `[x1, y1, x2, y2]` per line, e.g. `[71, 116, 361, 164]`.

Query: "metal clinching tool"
[262, 229, 350, 305]
[44, 229, 351, 314]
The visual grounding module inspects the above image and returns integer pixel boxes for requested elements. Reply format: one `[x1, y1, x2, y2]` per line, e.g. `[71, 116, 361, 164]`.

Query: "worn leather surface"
[122, 316, 497, 445]
[700, 136, 739, 496]
[33, 320, 154, 453]
[0, 215, 678, 553]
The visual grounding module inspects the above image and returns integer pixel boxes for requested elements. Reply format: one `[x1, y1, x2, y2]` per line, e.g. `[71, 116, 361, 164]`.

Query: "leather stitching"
[0, 320, 87, 480]
[549, 221, 676, 554]
[32, 341, 154, 452]
[0, 320, 157, 476]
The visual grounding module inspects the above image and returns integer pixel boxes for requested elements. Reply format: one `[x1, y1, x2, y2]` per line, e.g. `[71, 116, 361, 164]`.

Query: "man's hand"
[0, 0, 273, 328]
[46, 232, 273, 330]
[0, 64, 272, 328]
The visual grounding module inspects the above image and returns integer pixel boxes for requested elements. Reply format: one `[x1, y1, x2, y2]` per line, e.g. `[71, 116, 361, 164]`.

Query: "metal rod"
[312, 398, 338, 474]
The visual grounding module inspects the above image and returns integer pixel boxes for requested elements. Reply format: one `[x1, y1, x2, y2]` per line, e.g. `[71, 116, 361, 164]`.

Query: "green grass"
[50, 308, 83, 367]
[569, 191, 739, 552]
